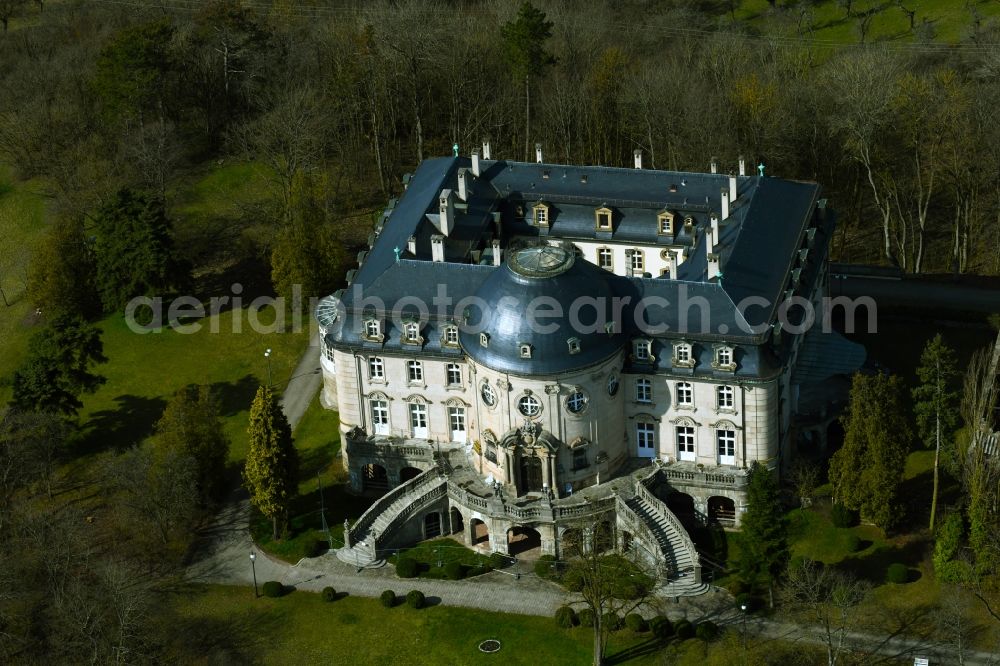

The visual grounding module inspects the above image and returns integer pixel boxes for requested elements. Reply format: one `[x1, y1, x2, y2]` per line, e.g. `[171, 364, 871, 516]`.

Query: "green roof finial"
[394, 246, 401, 263]
[757, 162, 766, 177]
[452, 143, 459, 157]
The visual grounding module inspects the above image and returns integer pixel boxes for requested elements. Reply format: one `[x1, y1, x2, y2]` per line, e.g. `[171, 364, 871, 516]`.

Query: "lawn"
[388, 537, 500, 579]
[166, 584, 751, 665]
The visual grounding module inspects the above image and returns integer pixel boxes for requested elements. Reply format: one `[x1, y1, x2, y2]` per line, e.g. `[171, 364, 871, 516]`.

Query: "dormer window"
[403, 322, 420, 343]
[363, 318, 382, 340]
[673, 341, 695, 368]
[595, 206, 613, 231]
[480, 332, 490, 348]
[567, 337, 581, 355]
[713, 345, 737, 371]
[634, 339, 652, 362]
[533, 202, 549, 227]
[443, 325, 459, 347]
[519, 343, 533, 359]
[657, 211, 674, 235]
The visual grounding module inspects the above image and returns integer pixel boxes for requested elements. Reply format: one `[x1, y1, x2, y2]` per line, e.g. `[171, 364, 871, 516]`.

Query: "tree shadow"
[834, 538, 928, 584]
[299, 442, 337, 484]
[604, 636, 667, 664]
[192, 256, 276, 316]
[80, 394, 168, 454]
[207, 374, 260, 417]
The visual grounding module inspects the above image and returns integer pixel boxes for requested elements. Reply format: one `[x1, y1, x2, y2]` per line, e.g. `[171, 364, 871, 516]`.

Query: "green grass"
[166, 584, 670, 665]
[388, 538, 498, 579]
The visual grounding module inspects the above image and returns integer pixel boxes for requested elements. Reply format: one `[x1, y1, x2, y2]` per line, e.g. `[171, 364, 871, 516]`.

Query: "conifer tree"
[829, 372, 912, 531]
[155, 385, 230, 506]
[502, 2, 556, 161]
[738, 461, 789, 609]
[912, 334, 959, 530]
[243, 385, 298, 540]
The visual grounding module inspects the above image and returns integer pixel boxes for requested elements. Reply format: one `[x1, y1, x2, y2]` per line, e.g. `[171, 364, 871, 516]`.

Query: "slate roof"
[322, 155, 829, 379]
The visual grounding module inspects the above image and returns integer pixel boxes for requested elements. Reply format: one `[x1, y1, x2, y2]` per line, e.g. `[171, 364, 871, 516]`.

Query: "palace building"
[317, 146, 863, 595]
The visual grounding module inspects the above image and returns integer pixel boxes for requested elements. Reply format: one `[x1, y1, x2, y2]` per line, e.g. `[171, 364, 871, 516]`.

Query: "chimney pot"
[738, 156, 746, 177]
[491, 239, 502, 266]
[667, 250, 678, 280]
[431, 235, 445, 263]
[407, 236, 416, 255]
[457, 169, 468, 202]
[729, 174, 737, 202]
[710, 157, 718, 174]
[482, 141, 491, 160]
[633, 149, 643, 169]
[471, 151, 481, 177]
[721, 188, 730, 221]
[710, 213, 720, 247]
[439, 189, 455, 236]
[535, 143, 543, 164]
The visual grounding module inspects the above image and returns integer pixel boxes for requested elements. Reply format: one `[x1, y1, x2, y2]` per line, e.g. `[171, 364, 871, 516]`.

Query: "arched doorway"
[423, 512, 442, 539]
[363, 464, 388, 492]
[507, 526, 541, 558]
[450, 508, 464, 534]
[561, 528, 584, 557]
[400, 466, 422, 483]
[519, 455, 543, 493]
[593, 520, 615, 554]
[708, 496, 736, 527]
[667, 492, 697, 526]
[470, 519, 489, 547]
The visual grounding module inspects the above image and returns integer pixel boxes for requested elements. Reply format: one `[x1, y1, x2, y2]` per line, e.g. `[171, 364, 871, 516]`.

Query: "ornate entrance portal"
[519, 456, 543, 493]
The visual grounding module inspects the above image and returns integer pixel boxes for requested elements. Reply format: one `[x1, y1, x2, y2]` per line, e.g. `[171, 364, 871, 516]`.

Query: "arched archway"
[507, 526, 541, 558]
[400, 466, 422, 483]
[363, 464, 388, 492]
[423, 512, 442, 539]
[561, 528, 584, 557]
[708, 496, 736, 527]
[470, 519, 489, 547]
[667, 492, 697, 526]
[450, 508, 464, 534]
[593, 520, 615, 554]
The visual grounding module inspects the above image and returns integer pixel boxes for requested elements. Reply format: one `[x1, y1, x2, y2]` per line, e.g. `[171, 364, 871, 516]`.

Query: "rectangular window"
[658, 215, 673, 235]
[717, 385, 734, 409]
[573, 448, 588, 470]
[634, 341, 650, 361]
[598, 248, 613, 270]
[630, 250, 644, 273]
[677, 425, 695, 461]
[534, 207, 547, 225]
[717, 429, 736, 465]
[371, 400, 389, 435]
[447, 363, 462, 386]
[636, 378, 652, 403]
[485, 441, 498, 464]
[368, 357, 384, 380]
[676, 382, 693, 406]
[407, 360, 423, 383]
[636, 422, 655, 457]
[449, 406, 466, 442]
[364, 319, 380, 338]
[675, 344, 691, 363]
[410, 403, 428, 438]
[445, 327, 459, 345]
[597, 212, 611, 229]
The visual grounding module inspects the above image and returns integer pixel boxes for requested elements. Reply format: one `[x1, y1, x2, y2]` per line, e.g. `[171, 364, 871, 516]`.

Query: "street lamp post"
[740, 602, 748, 660]
[250, 551, 259, 598]
[264, 348, 272, 387]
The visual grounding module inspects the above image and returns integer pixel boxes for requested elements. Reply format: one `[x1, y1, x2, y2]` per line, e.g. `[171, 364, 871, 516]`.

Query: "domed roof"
[460, 245, 626, 375]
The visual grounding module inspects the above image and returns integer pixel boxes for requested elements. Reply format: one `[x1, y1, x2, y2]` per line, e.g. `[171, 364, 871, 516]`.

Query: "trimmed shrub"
[262, 581, 284, 598]
[578, 609, 595, 627]
[831, 503, 859, 528]
[624, 613, 647, 633]
[843, 533, 861, 553]
[406, 590, 425, 609]
[674, 619, 694, 640]
[649, 615, 672, 638]
[695, 620, 718, 641]
[443, 561, 465, 580]
[488, 552, 508, 570]
[305, 538, 327, 558]
[534, 554, 558, 579]
[379, 590, 396, 608]
[555, 605, 577, 629]
[395, 557, 419, 579]
[468, 563, 491, 577]
[602, 612, 622, 631]
[886, 563, 908, 584]
[321, 586, 336, 602]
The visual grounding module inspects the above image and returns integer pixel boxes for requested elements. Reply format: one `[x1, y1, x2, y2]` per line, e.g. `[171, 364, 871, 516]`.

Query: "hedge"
[674, 619, 694, 640]
[886, 563, 908, 584]
[380, 590, 396, 608]
[262, 581, 284, 598]
[578, 609, 595, 627]
[443, 561, 465, 580]
[695, 620, 718, 641]
[395, 557, 419, 578]
[649, 615, 672, 638]
[321, 586, 336, 602]
[555, 605, 577, 628]
[602, 612, 622, 631]
[406, 590, 425, 609]
[624, 613, 647, 633]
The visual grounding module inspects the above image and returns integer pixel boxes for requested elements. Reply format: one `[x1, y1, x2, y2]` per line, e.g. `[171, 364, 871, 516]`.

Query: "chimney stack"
[439, 189, 455, 236]
[471, 150, 481, 177]
[634, 149, 643, 169]
[710, 157, 718, 174]
[667, 250, 678, 280]
[431, 235, 445, 262]
[457, 168, 468, 202]
[710, 211, 720, 247]
[738, 156, 746, 177]
[491, 239, 502, 266]
[407, 236, 416, 255]
[721, 188, 730, 221]
[535, 143, 543, 164]
[707, 239, 721, 281]
[729, 174, 737, 202]
[482, 141, 491, 160]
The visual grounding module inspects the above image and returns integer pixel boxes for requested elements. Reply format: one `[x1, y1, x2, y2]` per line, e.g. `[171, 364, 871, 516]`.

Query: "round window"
[481, 382, 497, 407]
[518, 395, 541, 417]
[567, 391, 588, 414]
[607, 375, 620, 396]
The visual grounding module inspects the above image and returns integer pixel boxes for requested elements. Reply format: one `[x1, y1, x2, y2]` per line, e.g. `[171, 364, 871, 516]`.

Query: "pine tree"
[912, 334, 960, 530]
[502, 2, 556, 161]
[243, 385, 298, 540]
[738, 461, 789, 609]
[829, 372, 912, 531]
[154, 385, 230, 506]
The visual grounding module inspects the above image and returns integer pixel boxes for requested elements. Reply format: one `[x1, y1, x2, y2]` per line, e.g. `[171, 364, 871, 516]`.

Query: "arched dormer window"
[672, 341, 695, 368]
[712, 344, 736, 371]
[519, 343, 533, 359]
[363, 317, 383, 342]
[402, 321, 422, 344]
[567, 337, 581, 355]
[480, 332, 490, 348]
[442, 325, 460, 347]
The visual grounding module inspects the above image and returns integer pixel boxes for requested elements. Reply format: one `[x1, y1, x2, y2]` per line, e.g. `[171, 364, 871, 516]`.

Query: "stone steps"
[627, 495, 708, 597]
